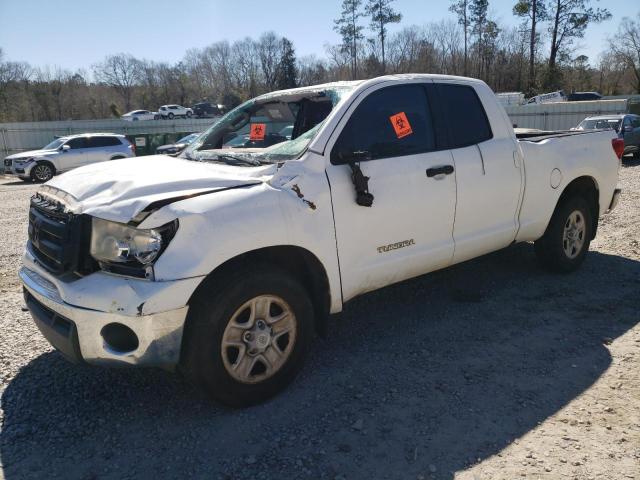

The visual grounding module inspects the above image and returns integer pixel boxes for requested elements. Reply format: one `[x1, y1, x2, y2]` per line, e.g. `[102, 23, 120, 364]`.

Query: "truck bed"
[515, 128, 600, 142]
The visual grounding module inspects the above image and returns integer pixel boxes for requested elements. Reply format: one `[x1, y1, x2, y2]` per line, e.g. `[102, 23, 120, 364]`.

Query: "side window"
[88, 137, 122, 148]
[632, 117, 640, 128]
[436, 84, 493, 148]
[331, 84, 435, 164]
[66, 137, 88, 149]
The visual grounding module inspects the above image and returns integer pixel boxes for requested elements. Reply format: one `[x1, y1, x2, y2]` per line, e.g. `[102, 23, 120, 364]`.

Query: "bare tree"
[92, 53, 142, 112]
[609, 13, 640, 93]
[258, 32, 282, 90]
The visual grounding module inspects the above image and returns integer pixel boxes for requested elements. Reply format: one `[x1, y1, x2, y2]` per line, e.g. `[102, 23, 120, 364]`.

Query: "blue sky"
[0, 0, 632, 71]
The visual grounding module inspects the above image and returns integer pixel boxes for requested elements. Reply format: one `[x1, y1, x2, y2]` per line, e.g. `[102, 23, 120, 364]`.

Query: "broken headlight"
[90, 218, 177, 278]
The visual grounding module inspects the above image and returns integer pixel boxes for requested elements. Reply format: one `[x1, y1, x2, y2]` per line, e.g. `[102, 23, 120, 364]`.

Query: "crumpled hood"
[7, 149, 57, 160]
[42, 155, 273, 223]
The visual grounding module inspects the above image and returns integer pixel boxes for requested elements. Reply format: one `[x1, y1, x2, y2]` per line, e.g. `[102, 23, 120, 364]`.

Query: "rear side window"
[331, 84, 435, 164]
[436, 84, 492, 148]
[88, 137, 121, 148]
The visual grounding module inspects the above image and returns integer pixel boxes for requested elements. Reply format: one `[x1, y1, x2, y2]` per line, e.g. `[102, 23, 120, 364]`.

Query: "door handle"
[426, 165, 454, 177]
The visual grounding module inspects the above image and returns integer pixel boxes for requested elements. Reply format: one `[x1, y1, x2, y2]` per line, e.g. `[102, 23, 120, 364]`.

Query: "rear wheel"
[186, 111, 192, 118]
[534, 195, 592, 273]
[30, 163, 54, 183]
[180, 265, 314, 407]
[167, 112, 174, 120]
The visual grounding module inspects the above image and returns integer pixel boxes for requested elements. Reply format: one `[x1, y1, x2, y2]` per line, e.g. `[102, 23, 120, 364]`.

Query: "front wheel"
[30, 163, 54, 183]
[186, 111, 192, 118]
[534, 195, 592, 273]
[180, 265, 314, 407]
[167, 112, 174, 120]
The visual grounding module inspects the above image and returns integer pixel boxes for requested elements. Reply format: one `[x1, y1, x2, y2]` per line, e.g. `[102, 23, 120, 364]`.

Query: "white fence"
[504, 99, 627, 130]
[0, 99, 631, 158]
[0, 117, 218, 157]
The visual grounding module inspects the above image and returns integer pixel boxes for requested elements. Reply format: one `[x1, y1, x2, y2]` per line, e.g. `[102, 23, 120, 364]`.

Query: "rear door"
[433, 82, 523, 263]
[325, 82, 457, 302]
[85, 136, 121, 164]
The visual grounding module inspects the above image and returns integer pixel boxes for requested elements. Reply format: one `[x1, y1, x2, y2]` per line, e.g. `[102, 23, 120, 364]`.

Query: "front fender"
[140, 172, 343, 313]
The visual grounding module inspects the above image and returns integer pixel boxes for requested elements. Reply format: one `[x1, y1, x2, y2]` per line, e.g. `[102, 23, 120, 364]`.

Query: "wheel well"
[110, 155, 126, 160]
[189, 246, 332, 335]
[558, 176, 599, 239]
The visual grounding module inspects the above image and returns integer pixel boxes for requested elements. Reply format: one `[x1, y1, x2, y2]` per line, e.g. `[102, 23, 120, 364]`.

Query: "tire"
[180, 264, 314, 407]
[167, 112, 174, 120]
[534, 195, 593, 273]
[30, 163, 54, 183]
[186, 111, 192, 118]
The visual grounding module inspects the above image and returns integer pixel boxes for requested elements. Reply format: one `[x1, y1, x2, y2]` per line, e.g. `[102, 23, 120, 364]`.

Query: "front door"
[325, 83, 457, 302]
[60, 137, 88, 171]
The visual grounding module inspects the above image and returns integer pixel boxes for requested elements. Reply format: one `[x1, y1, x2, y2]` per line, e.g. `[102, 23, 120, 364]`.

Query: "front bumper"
[3, 162, 33, 178]
[20, 264, 192, 368]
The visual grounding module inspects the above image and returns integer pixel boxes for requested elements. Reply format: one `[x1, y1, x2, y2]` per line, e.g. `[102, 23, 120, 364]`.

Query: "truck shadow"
[1, 244, 639, 479]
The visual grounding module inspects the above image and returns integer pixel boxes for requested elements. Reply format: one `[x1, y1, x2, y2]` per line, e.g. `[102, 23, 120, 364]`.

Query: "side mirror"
[61, 144, 70, 151]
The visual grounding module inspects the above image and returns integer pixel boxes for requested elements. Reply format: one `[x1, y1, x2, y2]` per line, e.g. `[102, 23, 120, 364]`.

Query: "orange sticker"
[389, 112, 413, 139]
[249, 123, 266, 141]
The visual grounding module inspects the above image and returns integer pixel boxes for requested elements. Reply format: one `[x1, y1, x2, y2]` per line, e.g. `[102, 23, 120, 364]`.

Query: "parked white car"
[526, 90, 566, 105]
[158, 105, 193, 119]
[3, 133, 135, 182]
[20, 75, 622, 407]
[121, 110, 159, 121]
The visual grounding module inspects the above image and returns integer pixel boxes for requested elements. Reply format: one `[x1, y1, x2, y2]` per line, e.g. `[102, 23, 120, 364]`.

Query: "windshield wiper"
[205, 153, 263, 166]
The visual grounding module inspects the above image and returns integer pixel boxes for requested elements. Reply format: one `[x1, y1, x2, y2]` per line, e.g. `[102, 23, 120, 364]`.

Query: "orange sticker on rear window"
[249, 123, 266, 141]
[389, 112, 413, 139]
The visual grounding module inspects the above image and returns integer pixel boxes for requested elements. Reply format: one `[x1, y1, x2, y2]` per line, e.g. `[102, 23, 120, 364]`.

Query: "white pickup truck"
[20, 75, 622, 406]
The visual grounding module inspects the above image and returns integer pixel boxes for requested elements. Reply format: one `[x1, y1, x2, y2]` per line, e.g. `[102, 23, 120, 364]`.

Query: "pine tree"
[277, 38, 298, 90]
[365, 0, 402, 74]
[449, 0, 470, 76]
[513, 0, 548, 94]
[334, 0, 365, 79]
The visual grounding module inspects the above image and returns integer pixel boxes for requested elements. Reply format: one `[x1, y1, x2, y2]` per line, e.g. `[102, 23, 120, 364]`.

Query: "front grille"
[4, 159, 11, 167]
[28, 194, 96, 276]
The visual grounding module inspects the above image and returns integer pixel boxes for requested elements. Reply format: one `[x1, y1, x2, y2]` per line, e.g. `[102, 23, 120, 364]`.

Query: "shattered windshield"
[181, 85, 355, 165]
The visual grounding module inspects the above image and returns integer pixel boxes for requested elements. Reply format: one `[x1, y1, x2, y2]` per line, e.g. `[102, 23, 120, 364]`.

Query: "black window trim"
[330, 83, 445, 165]
[432, 82, 494, 150]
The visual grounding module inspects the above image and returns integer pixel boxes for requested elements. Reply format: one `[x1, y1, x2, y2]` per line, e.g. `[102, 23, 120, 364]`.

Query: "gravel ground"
[0, 160, 639, 480]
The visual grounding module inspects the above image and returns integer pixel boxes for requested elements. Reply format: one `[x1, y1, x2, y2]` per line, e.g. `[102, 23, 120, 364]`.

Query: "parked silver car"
[575, 114, 640, 158]
[3, 133, 135, 182]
